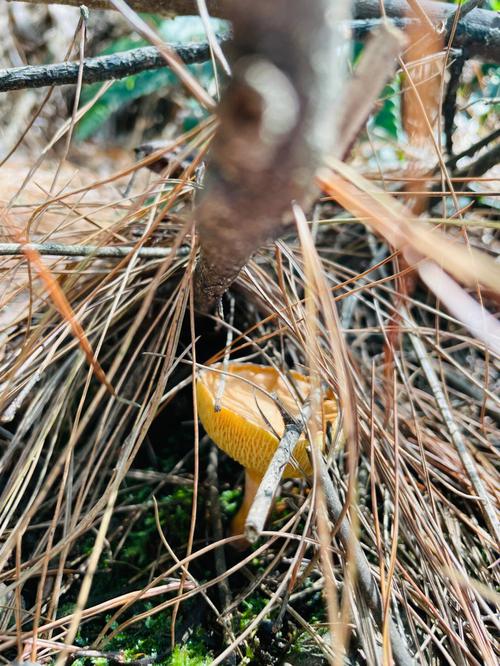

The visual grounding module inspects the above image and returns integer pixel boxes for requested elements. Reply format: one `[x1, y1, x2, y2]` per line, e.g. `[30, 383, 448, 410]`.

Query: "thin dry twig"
[0, 241, 184, 259]
[245, 405, 310, 543]
[0, 39, 228, 92]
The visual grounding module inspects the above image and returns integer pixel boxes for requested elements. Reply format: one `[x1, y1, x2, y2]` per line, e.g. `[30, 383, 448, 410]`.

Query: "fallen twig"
[245, 404, 311, 543]
[0, 21, 426, 95]
[0, 241, 187, 259]
[206, 443, 237, 661]
[0, 38, 229, 93]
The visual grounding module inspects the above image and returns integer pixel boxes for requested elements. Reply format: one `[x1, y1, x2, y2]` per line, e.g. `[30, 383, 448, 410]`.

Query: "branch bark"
[10, 0, 500, 63]
[0, 241, 183, 258]
[193, 0, 345, 309]
[0, 39, 229, 92]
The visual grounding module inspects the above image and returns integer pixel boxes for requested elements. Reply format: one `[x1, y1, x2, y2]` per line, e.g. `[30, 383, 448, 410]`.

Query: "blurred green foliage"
[121, 486, 194, 566]
[372, 78, 402, 140]
[77, 16, 228, 140]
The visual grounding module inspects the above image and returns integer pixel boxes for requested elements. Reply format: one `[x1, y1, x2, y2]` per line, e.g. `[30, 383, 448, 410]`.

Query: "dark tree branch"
[442, 1, 488, 156]
[0, 38, 229, 93]
[455, 142, 500, 182]
[350, 17, 417, 37]
[444, 0, 486, 36]
[445, 127, 500, 171]
[354, 0, 500, 62]
[443, 54, 466, 157]
[0, 22, 421, 95]
[10, 0, 500, 63]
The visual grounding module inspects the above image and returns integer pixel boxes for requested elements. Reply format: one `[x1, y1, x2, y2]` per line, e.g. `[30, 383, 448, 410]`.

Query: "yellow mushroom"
[196, 362, 339, 544]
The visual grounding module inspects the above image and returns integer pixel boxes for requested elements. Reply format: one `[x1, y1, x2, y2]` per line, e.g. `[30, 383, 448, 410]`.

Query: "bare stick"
[317, 455, 415, 666]
[206, 445, 232, 606]
[0, 242, 188, 259]
[245, 405, 311, 543]
[0, 39, 228, 93]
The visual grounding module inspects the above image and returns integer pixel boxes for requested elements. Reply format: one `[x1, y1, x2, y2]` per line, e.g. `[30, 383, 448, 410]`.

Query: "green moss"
[169, 644, 211, 666]
[101, 604, 170, 656]
[82, 605, 212, 665]
[238, 595, 268, 632]
[69, 643, 211, 666]
[121, 486, 194, 566]
[219, 488, 242, 517]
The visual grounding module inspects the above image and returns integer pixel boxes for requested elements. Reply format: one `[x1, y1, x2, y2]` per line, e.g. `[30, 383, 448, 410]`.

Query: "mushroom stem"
[230, 469, 263, 549]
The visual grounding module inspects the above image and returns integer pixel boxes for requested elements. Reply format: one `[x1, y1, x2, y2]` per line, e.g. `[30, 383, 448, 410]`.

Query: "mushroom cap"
[196, 362, 338, 477]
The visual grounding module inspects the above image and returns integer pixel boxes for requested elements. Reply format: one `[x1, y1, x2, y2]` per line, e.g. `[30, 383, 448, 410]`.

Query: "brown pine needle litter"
[0, 2, 499, 665]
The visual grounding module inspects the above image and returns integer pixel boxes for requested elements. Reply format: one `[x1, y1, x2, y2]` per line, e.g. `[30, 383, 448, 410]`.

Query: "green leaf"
[372, 77, 401, 140]
[75, 15, 229, 140]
